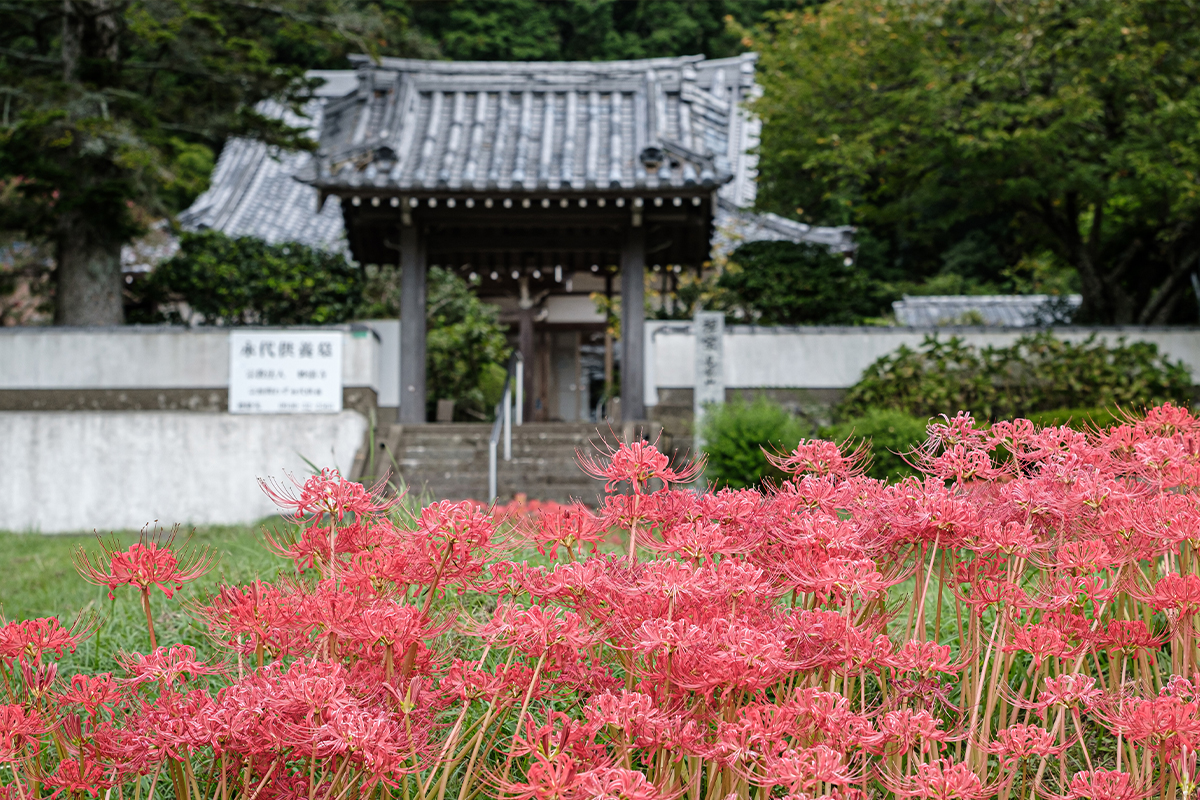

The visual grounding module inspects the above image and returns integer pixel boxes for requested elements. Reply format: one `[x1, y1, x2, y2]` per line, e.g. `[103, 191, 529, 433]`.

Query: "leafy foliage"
[424, 268, 511, 420]
[0, 0, 395, 324]
[699, 396, 806, 489]
[744, 0, 1200, 324]
[144, 231, 364, 326]
[840, 333, 1194, 421]
[821, 408, 927, 482]
[142, 235, 512, 420]
[1025, 407, 1125, 431]
[361, 264, 511, 420]
[410, 0, 797, 61]
[716, 240, 895, 325]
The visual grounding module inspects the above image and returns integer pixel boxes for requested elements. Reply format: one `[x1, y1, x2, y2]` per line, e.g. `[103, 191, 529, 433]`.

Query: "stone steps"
[353, 422, 664, 504]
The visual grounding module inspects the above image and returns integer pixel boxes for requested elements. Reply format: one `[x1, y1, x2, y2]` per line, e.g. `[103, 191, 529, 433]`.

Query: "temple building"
[180, 54, 854, 424]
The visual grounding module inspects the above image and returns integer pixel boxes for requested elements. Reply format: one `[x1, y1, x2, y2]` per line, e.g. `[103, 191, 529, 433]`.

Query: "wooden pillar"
[620, 226, 646, 422]
[518, 308, 535, 421]
[399, 226, 427, 424]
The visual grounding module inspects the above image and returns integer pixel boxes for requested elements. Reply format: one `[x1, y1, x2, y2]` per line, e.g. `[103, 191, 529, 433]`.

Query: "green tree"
[717, 240, 895, 325]
[410, 0, 799, 61]
[745, 0, 1200, 324]
[142, 231, 365, 325]
[0, 1, 392, 326]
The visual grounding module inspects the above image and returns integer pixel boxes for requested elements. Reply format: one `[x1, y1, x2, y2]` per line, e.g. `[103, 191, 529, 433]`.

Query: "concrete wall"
[645, 323, 1200, 404]
[0, 325, 381, 391]
[0, 411, 368, 533]
[0, 325, 386, 533]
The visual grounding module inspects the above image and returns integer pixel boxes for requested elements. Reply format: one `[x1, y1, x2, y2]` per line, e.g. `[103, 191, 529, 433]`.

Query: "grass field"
[0, 519, 298, 672]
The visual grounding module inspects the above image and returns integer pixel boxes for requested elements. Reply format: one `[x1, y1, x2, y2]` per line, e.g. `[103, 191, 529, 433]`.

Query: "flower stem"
[141, 588, 157, 650]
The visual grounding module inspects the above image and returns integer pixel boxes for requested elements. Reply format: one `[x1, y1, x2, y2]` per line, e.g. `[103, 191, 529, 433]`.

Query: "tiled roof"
[180, 57, 853, 260]
[177, 72, 354, 251]
[892, 295, 1083, 327]
[303, 54, 758, 195]
[711, 197, 855, 262]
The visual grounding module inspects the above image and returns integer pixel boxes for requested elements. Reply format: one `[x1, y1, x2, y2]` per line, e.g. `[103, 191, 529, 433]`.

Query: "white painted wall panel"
[647, 323, 1200, 402]
[0, 327, 380, 391]
[0, 411, 367, 532]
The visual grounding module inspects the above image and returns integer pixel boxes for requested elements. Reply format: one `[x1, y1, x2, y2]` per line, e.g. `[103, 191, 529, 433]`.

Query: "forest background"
[2, 0, 1198, 328]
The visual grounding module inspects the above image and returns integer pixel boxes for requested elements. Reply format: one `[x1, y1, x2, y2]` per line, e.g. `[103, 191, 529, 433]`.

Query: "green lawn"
[0, 520, 297, 672]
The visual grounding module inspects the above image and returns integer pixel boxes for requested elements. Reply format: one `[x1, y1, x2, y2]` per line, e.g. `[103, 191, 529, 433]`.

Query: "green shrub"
[1024, 406, 1123, 431]
[425, 270, 512, 421]
[716, 240, 897, 325]
[821, 408, 928, 481]
[142, 230, 363, 325]
[840, 332, 1193, 421]
[139, 234, 511, 421]
[700, 397, 807, 489]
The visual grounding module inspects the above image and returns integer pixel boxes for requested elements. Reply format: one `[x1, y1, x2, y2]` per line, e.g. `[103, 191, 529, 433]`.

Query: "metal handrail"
[488, 352, 524, 503]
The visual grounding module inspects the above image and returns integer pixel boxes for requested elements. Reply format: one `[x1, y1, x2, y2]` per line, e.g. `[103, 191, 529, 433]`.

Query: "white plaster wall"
[0, 411, 368, 533]
[357, 320, 400, 407]
[0, 326, 379, 391]
[646, 323, 1200, 404]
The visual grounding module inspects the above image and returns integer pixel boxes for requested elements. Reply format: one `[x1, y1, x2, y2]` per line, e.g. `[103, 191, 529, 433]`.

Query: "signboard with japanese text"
[693, 311, 725, 445]
[228, 331, 343, 414]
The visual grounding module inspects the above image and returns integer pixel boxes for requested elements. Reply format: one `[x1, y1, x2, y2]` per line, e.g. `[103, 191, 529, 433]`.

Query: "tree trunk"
[55, 212, 124, 325]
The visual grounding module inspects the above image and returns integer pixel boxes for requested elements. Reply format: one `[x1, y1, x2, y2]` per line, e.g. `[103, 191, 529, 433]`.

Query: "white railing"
[488, 352, 524, 503]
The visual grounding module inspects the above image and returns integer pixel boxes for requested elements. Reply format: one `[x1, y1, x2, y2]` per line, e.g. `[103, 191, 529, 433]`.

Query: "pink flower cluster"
[7, 405, 1200, 799]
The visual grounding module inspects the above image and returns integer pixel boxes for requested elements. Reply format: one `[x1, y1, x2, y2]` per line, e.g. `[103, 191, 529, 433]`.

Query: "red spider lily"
[494, 753, 582, 800]
[19, 660, 58, 700]
[75, 530, 215, 648]
[578, 439, 703, 494]
[1090, 685, 1200, 757]
[42, 757, 111, 798]
[196, 579, 311, 661]
[882, 759, 998, 800]
[767, 438, 870, 480]
[984, 723, 1072, 763]
[877, 709, 954, 755]
[0, 613, 97, 665]
[1003, 622, 1084, 669]
[1049, 770, 1146, 800]
[922, 442, 1009, 483]
[575, 766, 662, 800]
[757, 745, 858, 795]
[480, 603, 596, 668]
[74, 530, 215, 601]
[116, 645, 221, 686]
[1096, 619, 1166, 658]
[971, 520, 1041, 556]
[16, 403, 1200, 800]
[52, 673, 123, 717]
[523, 502, 609, 560]
[0, 705, 45, 761]
[259, 468, 398, 522]
[584, 690, 704, 753]
[415, 500, 503, 583]
[1142, 573, 1200, 618]
[1035, 674, 1104, 716]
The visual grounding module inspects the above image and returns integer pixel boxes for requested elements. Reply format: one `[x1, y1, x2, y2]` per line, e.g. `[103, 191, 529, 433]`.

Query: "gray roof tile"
[181, 55, 852, 260]
[304, 54, 758, 193]
[892, 295, 1083, 327]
